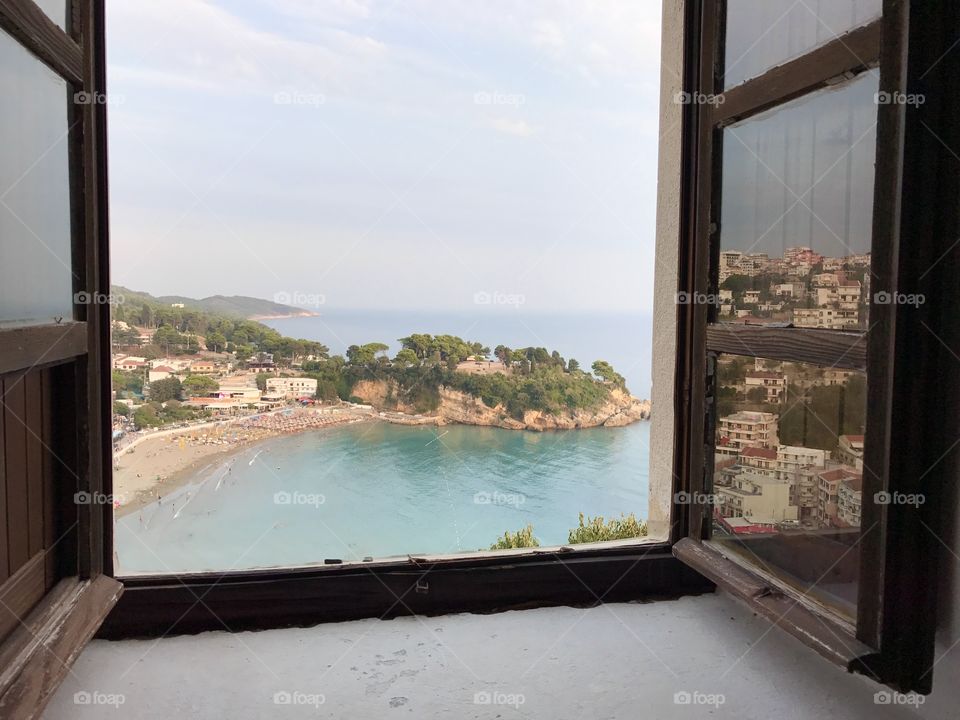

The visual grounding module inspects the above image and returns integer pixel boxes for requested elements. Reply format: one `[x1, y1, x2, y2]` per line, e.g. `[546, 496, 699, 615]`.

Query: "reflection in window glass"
[710, 354, 867, 620]
[718, 73, 877, 328]
[724, 0, 882, 88]
[0, 29, 73, 326]
[34, 0, 68, 31]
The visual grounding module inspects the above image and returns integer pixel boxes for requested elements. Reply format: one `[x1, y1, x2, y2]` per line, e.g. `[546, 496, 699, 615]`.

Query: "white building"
[266, 377, 318, 399]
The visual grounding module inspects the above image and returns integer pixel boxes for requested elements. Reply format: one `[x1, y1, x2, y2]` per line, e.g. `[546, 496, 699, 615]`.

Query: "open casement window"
[0, 0, 120, 716]
[673, 0, 960, 695]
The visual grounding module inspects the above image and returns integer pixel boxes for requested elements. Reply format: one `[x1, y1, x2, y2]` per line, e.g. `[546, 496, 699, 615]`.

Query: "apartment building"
[837, 434, 865, 470]
[816, 466, 863, 525]
[744, 370, 787, 403]
[716, 471, 798, 523]
[715, 411, 779, 463]
[837, 477, 863, 527]
[266, 377, 319, 399]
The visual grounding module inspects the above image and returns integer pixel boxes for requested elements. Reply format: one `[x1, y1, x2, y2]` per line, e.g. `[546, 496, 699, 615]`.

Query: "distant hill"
[112, 286, 318, 320]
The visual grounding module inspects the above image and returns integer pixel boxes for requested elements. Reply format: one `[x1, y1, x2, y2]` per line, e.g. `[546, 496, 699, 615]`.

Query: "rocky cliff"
[351, 380, 650, 431]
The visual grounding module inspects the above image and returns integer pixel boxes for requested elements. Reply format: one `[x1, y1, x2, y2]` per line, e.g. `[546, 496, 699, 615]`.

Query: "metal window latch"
[415, 579, 429, 594]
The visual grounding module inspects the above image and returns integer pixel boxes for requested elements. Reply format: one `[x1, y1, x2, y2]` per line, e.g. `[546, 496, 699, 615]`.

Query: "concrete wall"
[647, 0, 685, 538]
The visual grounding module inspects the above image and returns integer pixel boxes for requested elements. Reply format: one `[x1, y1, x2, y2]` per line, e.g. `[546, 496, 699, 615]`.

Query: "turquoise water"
[115, 421, 650, 574]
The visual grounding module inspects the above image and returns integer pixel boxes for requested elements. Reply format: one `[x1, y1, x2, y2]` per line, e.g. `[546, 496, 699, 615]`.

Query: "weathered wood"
[81, 0, 111, 578]
[0, 575, 122, 719]
[23, 374, 42, 558]
[0, 378, 7, 584]
[0, 0, 82, 84]
[716, 20, 882, 126]
[706, 324, 867, 370]
[4, 378, 29, 575]
[0, 553, 45, 646]
[0, 323, 87, 377]
[101, 550, 713, 638]
[856, 0, 960, 695]
[674, 538, 873, 669]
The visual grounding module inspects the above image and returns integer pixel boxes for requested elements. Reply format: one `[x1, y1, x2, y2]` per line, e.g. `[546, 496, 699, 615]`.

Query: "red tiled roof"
[819, 467, 861, 482]
[746, 371, 783, 379]
[841, 434, 865, 443]
[841, 476, 863, 492]
[741, 447, 777, 460]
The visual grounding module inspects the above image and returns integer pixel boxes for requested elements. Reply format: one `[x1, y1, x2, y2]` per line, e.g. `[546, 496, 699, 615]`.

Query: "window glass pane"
[724, 0, 882, 88]
[34, 0, 68, 31]
[710, 354, 867, 621]
[717, 72, 877, 328]
[0, 29, 73, 326]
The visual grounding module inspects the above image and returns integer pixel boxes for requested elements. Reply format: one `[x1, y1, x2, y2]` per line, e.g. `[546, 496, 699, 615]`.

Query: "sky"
[106, 0, 663, 314]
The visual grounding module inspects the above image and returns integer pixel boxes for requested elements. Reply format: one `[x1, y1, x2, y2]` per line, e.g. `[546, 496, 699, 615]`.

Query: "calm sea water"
[262, 310, 653, 398]
[115, 421, 650, 574]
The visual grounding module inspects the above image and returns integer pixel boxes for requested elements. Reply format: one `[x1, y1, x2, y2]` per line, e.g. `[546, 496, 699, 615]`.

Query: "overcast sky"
[106, 1, 663, 314]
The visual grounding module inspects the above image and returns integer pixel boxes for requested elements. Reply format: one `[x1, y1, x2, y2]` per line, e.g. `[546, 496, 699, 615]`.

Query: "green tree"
[591, 360, 626, 388]
[133, 404, 162, 429]
[182, 375, 219, 398]
[256, 373, 269, 391]
[393, 348, 419, 367]
[489, 525, 539, 550]
[568, 513, 647, 544]
[206, 331, 227, 352]
[149, 377, 182, 403]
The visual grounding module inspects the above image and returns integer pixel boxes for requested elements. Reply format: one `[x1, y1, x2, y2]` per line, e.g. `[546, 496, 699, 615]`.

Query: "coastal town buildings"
[266, 377, 319, 398]
[744, 370, 787, 403]
[816, 466, 863, 525]
[837, 434, 865, 470]
[716, 411, 778, 459]
[716, 471, 798, 523]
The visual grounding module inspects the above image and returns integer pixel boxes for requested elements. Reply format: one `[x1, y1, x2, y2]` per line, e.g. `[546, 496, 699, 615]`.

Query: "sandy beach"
[114, 406, 376, 516]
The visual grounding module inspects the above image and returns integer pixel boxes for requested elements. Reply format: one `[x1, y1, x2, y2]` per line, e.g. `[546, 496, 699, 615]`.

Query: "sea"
[114, 311, 654, 574]
[115, 422, 650, 574]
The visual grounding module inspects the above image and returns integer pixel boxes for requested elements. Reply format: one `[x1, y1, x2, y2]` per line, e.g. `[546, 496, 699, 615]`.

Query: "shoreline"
[113, 404, 650, 517]
[113, 407, 376, 516]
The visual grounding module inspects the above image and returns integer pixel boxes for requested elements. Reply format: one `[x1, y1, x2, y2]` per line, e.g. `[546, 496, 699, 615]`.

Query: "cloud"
[488, 118, 534, 137]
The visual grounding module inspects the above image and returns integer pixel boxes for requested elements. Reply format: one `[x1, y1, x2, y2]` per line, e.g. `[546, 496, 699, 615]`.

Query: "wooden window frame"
[672, 0, 960, 695]
[6, 0, 955, 710]
[0, 0, 121, 717]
